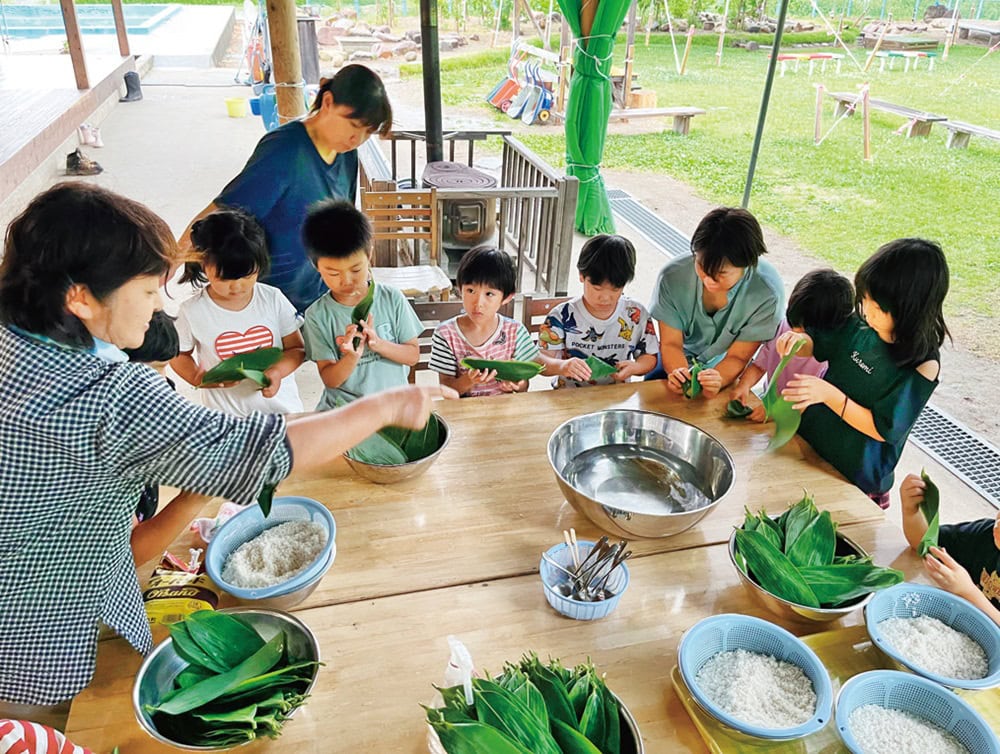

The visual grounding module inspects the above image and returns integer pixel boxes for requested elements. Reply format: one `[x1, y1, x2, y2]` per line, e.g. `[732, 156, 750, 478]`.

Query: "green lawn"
[406, 37, 1000, 348]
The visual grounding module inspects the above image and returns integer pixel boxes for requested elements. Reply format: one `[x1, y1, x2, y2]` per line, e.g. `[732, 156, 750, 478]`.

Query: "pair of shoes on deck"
[77, 123, 104, 148]
[66, 148, 103, 176]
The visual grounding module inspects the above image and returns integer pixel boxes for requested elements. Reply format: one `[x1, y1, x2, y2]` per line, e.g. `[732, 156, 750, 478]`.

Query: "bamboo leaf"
[726, 399, 753, 419]
[185, 611, 265, 671]
[151, 633, 285, 716]
[798, 563, 905, 606]
[168, 621, 228, 674]
[200, 347, 282, 386]
[682, 359, 705, 399]
[350, 281, 376, 350]
[734, 528, 821, 607]
[918, 468, 941, 558]
[346, 431, 408, 465]
[762, 339, 804, 450]
[786, 510, 836, 568]
[460, 358, 544, 381]
[585, 355, 617, 380]
[783, 493, 819, 555]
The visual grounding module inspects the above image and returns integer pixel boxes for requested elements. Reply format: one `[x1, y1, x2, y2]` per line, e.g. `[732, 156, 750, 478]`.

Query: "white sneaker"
[90, 127, 104, 148]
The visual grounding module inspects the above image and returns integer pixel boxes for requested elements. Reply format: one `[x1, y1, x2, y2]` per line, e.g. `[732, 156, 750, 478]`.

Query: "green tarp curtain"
[557, 0, 632, 235]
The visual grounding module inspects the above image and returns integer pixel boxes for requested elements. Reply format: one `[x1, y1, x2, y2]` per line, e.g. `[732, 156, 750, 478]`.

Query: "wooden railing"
[357, 130, 578, 296]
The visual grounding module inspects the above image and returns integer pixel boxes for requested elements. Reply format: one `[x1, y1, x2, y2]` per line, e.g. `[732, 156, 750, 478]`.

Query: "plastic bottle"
[444, 635, 475, 706]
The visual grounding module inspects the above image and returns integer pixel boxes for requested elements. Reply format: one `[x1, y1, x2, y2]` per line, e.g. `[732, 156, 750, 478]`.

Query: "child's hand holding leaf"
[337, 324, 366, 359]
[560, 357, 592, 382]
[358, 313, 383, 355]
[781, 373, 837, 412]
[614, 360, 642, 381]
[924, 545, 979, 602]
[261, 367, 283, 398]
[666, 366, 690, 395]
[465, 367, 498, 385]
[695, 367, 722, 397]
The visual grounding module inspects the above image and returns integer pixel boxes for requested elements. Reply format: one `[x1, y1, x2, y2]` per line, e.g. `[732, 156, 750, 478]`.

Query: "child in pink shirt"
[731, 269, 853, 422]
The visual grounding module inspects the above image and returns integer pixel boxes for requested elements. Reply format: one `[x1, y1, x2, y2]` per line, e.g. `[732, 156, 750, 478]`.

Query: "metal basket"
[865, 582, 1000, 690]
[205, 496, 336, 601]
[677, 613, 833, 741]
[835, 670, 1000, 754]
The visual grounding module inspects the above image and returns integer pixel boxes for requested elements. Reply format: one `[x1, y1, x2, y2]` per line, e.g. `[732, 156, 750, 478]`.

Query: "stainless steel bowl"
[344, 414, 450, 484]
[132, 608, 320, 751]
[547, 409, 736, 538]
[728, 527, 875, 623]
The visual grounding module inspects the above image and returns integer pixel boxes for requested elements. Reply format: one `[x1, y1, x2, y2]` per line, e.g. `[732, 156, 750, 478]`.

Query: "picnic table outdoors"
[63, 382, 974, 752]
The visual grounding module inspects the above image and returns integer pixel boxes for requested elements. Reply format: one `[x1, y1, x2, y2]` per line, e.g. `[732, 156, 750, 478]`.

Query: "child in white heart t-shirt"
[171, 207, 305, 416]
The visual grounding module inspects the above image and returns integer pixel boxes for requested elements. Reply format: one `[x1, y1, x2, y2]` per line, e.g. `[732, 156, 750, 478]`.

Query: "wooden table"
[67, 383, 907, 752]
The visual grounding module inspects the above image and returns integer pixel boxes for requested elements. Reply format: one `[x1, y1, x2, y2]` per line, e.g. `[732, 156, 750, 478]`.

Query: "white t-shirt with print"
[541, 296, 658, 388]
[175, 283, 303, 416]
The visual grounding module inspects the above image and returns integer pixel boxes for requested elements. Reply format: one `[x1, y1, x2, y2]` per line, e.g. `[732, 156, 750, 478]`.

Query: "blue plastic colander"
[865, 582, 1000, 690]
[677, 614, 834, 740]
[836, 670, 1000, 753]
[206, 496, 336, 601]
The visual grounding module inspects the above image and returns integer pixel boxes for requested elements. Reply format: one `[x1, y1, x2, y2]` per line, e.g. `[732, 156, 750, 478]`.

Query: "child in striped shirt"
[430, 245, 548, 397]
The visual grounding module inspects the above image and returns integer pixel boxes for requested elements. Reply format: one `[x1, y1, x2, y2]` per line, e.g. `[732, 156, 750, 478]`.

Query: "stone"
[317, 26, 343, 45]
[374, 30, 404, 43]
[390, 39, 418, 55]
[404, 50, 419, 62]
[349, 50, 375, 61]
[405, 29, 422, 43]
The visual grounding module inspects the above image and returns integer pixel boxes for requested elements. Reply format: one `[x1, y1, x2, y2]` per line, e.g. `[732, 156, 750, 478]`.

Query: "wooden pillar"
[267, 0, 305, 124]
[109, 0, 131, 57]
[59, 0, 89, 90]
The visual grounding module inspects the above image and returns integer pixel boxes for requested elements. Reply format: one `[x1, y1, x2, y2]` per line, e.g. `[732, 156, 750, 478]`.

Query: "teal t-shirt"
[302, 283, 423, 409]
[798, 315, 939, 495]
[648, 255, 785, 365]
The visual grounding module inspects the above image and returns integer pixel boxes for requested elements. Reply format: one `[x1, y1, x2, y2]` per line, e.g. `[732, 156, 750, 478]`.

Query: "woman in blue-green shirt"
[646, 207, 785, 397]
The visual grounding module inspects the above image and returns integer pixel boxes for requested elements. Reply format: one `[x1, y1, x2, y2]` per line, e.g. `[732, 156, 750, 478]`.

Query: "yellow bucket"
[225, 97, 248, 118]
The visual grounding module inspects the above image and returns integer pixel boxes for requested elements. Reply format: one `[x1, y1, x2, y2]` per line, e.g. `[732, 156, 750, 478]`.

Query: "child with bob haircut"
[301, 199, 422, 408]
[171, 207, 305, 417]
[731, 268, 854, 421]
[899, 473, 1000, 627]
[0, 182, 453, 712]
[777, 238, 950, 507]
[540, 234, 658, 388]
[646, 207, 785, 398]
[429, 245, 543, 397]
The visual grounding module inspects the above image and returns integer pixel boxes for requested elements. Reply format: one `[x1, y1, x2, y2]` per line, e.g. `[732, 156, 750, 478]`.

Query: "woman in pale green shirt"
[646, 207, 785, 397]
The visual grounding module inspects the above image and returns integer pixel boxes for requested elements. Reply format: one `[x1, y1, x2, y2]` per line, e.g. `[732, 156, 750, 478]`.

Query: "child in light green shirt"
[301, 200, 422, 409]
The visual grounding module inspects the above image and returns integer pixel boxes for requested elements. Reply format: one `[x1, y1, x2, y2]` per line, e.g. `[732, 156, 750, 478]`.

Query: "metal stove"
[422, 161, 498, 250]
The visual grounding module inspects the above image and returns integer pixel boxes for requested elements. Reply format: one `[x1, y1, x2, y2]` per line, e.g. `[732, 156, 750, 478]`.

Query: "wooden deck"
[0, 52, 135, 203]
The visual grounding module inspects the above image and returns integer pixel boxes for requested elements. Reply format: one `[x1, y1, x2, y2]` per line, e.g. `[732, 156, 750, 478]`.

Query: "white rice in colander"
[222, 521, 328, 589]
[695, 648, 816, 728]
[878, 615, 988, 680]
[848, 704, 969, 754]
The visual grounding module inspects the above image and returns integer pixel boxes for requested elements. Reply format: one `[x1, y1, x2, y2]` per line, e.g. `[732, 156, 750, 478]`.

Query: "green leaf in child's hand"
[351, 281, 375, 350]
[584, 355, 617, 380]
[726, 399, 753, 419]
[762, 340, 805, 451]
[918, 468, 941, 557]
[682, 360, 705, 399]
[200, 347, 282, 386]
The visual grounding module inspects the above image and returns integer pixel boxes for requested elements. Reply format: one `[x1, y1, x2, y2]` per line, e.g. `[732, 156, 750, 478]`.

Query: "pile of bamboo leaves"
[733, 493, 903, 608]
[427, 653, 626, 754]
[144, 611, 320, 747]
[346, 413, 444, 466]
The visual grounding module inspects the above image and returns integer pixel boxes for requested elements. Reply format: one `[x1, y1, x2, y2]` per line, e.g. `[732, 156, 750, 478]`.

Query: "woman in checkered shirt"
[0, 183, 455, 711]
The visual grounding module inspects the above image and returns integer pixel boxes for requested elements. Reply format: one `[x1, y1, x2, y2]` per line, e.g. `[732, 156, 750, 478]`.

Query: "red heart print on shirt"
[215, 325, 274, 359]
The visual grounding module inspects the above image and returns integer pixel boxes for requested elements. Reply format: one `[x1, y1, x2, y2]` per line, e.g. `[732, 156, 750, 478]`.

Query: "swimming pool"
[1, 4, 181, 38]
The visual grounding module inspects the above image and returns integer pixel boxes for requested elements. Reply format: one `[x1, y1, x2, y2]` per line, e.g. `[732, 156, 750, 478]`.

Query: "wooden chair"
[407, 298, 514, 384]
[361, 188, 440, 267]
[522, 293, 570, 342]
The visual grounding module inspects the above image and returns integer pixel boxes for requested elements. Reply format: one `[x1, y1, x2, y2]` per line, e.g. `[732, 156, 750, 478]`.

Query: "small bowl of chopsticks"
[538, 532, 632, 620]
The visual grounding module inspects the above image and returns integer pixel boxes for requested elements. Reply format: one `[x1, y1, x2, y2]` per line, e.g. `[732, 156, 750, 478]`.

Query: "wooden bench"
[828, 92, 947, 137]
[942, 120, 1000, 149]
[606, 106, 707, 135]
[958, 22, 1000, 46]
[875, 50, 937, 72]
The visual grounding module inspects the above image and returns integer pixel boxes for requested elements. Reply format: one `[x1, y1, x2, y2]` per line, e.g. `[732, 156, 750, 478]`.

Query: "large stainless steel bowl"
[547, 409, 736, 538]
[728, 526, 876, 623]
[345, 414, 450, 484]
[133, 608, 320, 751]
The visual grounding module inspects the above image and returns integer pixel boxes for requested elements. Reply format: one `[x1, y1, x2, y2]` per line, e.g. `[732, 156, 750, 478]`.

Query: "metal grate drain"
[911, 405, 1000, 508]
[608, 189, 691, 258]
[609, 185, 1000, 509]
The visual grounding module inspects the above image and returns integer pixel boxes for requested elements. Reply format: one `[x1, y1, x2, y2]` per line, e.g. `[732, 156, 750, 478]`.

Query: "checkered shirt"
[0, 326, 292, 705]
